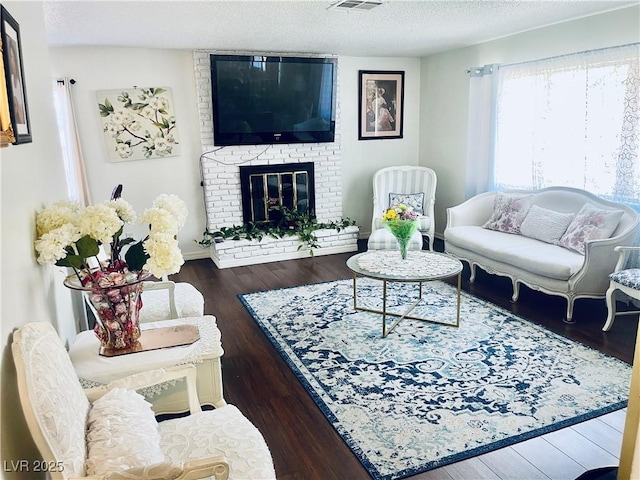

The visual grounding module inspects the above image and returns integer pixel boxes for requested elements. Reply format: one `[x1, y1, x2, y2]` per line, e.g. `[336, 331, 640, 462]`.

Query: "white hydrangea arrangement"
[34, 186, 187, 282]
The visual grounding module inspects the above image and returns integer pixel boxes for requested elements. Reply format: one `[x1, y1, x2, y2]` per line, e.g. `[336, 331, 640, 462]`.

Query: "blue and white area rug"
[239, 279, 631, 480]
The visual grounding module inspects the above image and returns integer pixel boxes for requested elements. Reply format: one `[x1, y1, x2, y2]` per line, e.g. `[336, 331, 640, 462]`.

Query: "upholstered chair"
[367, 165, 437, 251]
[603, 246, 640, 331]
[12, 322, 276, 480]
[139, 280, 205, 322]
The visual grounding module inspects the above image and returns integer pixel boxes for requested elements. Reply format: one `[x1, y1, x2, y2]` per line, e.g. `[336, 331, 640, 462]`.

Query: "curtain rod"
[466, 65, 495, 77]
[502, 42, 639, 69]
[466, 42, 638, 75]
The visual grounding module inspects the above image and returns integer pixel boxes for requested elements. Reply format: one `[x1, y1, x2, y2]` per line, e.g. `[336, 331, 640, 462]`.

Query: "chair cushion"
[610, 269, 640, 290]
[86, 388, 165, 476]
[558, 203, 625, 255]
[389, 192, 424, 215]
[482, 192, 532, 235]
[367, 228, 423, 251]
[446, 226, 584, 280]
[158, 404, 276, 479]
[520, 205, 575, 245]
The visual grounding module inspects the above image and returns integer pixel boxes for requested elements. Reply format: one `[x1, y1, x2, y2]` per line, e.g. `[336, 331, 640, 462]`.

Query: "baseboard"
[212, 243, 359, 269]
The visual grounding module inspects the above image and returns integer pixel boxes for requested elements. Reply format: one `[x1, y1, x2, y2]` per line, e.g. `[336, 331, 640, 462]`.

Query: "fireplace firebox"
[240, 162, 315, 224]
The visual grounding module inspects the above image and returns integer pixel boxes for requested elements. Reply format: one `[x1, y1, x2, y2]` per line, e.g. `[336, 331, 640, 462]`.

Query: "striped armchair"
[367, 165, 437, 251]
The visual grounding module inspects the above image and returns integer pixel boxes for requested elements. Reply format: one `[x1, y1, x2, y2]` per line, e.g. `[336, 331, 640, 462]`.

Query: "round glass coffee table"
[346, 250, 463, 337]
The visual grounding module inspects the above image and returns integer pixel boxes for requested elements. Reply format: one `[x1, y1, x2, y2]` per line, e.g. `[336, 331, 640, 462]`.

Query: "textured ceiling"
[42, 0, 638, 57]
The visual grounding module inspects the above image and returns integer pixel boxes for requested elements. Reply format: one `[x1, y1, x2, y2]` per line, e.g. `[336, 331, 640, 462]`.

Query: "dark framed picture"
[0, 13, 14, 146]
[358, 70, 404, 140]
[1, 6, 31, 144]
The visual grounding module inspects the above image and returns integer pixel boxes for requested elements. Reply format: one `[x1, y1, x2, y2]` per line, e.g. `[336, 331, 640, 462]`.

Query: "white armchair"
[12, 322, 275, 480]
[603, 246, 640, 331]
[367, 165, 438, 251]
[139, 280, 205, 322]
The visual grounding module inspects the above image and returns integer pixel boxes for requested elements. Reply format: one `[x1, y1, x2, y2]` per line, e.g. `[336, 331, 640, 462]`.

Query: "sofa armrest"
[571, 238, 638, 293]
[446, 192, 496, 229]
[84, 365, 202, 414]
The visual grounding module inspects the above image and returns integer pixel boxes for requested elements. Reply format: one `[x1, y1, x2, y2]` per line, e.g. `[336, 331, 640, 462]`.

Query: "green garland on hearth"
[197, 205, 356, 255]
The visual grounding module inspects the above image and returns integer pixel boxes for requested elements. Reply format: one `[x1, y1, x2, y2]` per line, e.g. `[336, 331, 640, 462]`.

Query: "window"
[492, 44, 639, 209]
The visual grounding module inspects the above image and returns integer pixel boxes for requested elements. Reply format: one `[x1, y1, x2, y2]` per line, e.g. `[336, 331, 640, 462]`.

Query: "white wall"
[48, 48, 421, 240]
[419, 5, 640, 236]
[340, 57, 421, 233]
[48, 47, 208, 259]
[0, 2, 73, 478]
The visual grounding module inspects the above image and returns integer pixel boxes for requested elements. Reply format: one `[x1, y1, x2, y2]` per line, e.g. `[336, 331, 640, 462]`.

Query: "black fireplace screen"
[240, 162, 315, 224]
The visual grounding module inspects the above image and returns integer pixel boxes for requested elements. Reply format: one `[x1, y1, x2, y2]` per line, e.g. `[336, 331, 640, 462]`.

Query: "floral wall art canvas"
[97, 87, 180, 162]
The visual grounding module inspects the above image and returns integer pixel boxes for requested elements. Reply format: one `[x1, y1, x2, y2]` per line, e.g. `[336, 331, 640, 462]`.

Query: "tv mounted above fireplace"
[210, 54, 336, 146]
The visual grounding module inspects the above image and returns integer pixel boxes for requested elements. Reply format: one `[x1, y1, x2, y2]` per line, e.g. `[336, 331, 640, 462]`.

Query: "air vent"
[328, 0, 382, 11]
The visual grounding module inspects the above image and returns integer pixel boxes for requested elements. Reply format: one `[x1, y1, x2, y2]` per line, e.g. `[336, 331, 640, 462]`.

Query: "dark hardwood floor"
[170, 240, 637, 480]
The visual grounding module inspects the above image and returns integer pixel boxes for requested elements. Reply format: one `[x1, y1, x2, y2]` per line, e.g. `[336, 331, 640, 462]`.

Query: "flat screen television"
[210, 54, 336, 146]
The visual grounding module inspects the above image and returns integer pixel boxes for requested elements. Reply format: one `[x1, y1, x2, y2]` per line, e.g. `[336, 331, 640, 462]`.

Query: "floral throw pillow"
[389, 193, 424, 215]
[482, 193, 532, 235]
[558, 203, 625, 255]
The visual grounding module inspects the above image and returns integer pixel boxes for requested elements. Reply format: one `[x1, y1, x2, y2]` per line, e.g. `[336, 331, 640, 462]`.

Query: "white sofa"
[444, 186, 639, 322]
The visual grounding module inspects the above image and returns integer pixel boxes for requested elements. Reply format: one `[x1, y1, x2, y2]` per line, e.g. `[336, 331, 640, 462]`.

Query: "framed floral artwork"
[358, 70, 404, 140]
[1, 6, 31, 145]
[97, 87, 180, 162]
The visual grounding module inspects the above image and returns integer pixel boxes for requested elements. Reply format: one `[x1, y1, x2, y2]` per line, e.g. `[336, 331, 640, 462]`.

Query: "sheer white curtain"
[491, 44, 640, 268]
[464, 64, 497, 199]
[493, 43, 640, 208]
[53, 78, 91, 206]
[53, 78, 92, 332]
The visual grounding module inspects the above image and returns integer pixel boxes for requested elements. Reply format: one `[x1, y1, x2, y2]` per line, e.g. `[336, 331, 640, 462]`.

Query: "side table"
[69, 315, 226, 414]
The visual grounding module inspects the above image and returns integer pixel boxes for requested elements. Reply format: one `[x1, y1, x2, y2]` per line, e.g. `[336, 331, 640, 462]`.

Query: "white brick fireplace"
[193, 51, 359, 268]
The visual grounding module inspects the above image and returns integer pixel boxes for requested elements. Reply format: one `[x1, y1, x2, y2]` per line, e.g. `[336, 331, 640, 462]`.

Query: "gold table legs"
[351, 273, 461, 338]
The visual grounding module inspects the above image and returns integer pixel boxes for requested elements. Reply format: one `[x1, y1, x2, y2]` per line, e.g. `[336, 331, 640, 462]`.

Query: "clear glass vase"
[396, 236, 410, 260]
[64, 271, 150, 350]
